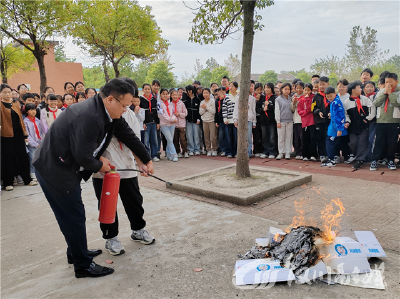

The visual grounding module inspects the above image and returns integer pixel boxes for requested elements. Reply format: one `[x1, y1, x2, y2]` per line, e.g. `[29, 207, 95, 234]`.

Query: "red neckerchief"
[384, 88, 395, 113]
[226, 86, 229, 93]
[63, 103, 68, 108]
[118, 140, 123, 150]
[143, 94, 152, 111]
[173, 100, 178, 113]
[27, 116, 41, 140]
[351, 96, 365, 114]
[319, 90, 329, 108]
[49, 106, 58, 120]
[162, 100, 171, 116]
[366, 92, 375, 98]
[264, 94, 272, 117]
[218, 96, 225, 112]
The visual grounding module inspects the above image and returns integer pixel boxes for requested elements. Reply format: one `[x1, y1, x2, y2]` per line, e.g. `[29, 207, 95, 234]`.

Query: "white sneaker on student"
[184, 152, 190, 158]
[189, 152, 194, 156]
[285, 153, 291, 160]
[260, 154, 267, 159]
[295, 156, 302, 160]
[152, 157, 160, 162]
[268, 155, 276, 159]
[310, 157, 317, 162]
[255, 153, 261, 157]
[276, 154, 283, 160]
[178, 153, 183, 158]
[207, 151, 212, 156]
[105, 237, 125, 255]
[212, 151, 218, 156]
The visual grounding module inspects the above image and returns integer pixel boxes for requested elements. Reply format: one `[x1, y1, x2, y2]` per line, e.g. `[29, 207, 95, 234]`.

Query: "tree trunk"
[236, 0, 255, 178]
[113, 62, 120, 78]
[0, 58, 7, 83]
[102, 56, 110, 82]
[35, 53, 47, 94]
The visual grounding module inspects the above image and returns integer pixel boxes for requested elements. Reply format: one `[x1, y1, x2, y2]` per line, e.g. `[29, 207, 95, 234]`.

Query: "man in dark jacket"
[33, 78, 153, 279]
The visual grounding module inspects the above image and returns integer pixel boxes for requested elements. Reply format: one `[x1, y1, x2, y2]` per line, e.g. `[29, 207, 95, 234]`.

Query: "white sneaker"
[189, 152, 194, 156]
[303, 157, 309, 161]
[295, 156, 302, 160]
[30, 173, 37, 181]
[320, 156, 328, 163]
[105, 237, 125, 255]
[178, 153, 183, 158]
[201, 150, 207, 155]
[172, 157, 178, 162]
[255, 153, 261, 157]
[268, 155, 275, 159]
[131, 229, 155, 245]
[16, 176, 24, 185]
[334, 156, 341, 164]
[276, 154, 283, 160]
[5, 186, 13, 191]
[152, 157, 160, 162]
[260, 154, 267, 159]
[285, 153, 291, 160]
[194, 151, 200, 156]
[28, 181, 38, 186]
[220, 152, 226, 156]
[184, 152, 190, 158]
[207, 151, 212, 156]
[212, 151, 217, 156]
[310, 156, 317, 161]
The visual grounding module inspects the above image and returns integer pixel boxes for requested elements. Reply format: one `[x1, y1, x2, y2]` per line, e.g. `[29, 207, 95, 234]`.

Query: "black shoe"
[67, 249, 103, 264]
[353, 161, 363, 170]
[75, 262, 114, 278]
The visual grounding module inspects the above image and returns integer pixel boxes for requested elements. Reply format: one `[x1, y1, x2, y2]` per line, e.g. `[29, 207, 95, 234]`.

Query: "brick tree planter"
[166, 165, 312, 206]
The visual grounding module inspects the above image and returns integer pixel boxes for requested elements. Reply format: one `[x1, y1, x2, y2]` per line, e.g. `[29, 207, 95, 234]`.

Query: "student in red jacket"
[298, 83, 317, 161]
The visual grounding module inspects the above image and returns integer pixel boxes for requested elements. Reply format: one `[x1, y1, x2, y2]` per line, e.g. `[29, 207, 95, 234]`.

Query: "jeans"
[218, 123, 226, 153]
[36, 170, 92, 271]
[186, 122, 200, 153]
[144, 123, 158, 159]
[157, 129, 162, 152]
[247, 121, 253, 156]
[160, 125, 177, 159]
[366, 120, 376, 161]
[225, 123, 237, 156]
[27, 146, 37, 173]
[261, 124, 277, 156]
[93, 177, 145, 239]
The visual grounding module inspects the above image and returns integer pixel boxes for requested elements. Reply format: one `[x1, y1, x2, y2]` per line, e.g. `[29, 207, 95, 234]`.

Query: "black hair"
[56, 95, 63, 100]
[142, 83, 151, 90]
[264, 82, 275, 94]
[151, 79, 160, 87]
[215, 87, 221, 92]
[347, 80, 362, 95]
[85, 88, 97, 96]
[250, 80, 255, 85]
[311, 74, 320, 79]
[64, 82, 74, 90]
[222, 75, 229, 81]
[254, 82, 263, 90]
[17, 84, 28, 91]
[168, 88, 176, 93]
[210, 82, 218, 88]
[361, 68, 374, 77]
[1, 83, 12, 92]
[304, 83, 313, 91]
[220, 86, 226, 92]
[63, 93, 74, 101]
[100, 77, 136, 99]
[75, 92, 86, 100]
[337, 79, 349, 86]
[33, 93, 40, 98]
[313, 79, 320, 84]
[292, 78, 301, 85]
[385, 73, 398, 80]
[177, 87, 184, 91]
[325, 86, 336, 95]
[197, 86, 204, 91]
[74, 81, 84, 88]
[120, 77, 138, 98]
[159, 88, 169, 95]
[280, 83, 292, 94]
[22, 93, 35, 101]
[319, 76, 329, 83]
[295, 81, 305, 88]
[41, 93, 46, 100]
[185, 85, 197, 96]
[47, 94, 57, 101]
[24, 103, 37, 115]
[363, 81, 376, 88]
[276, 80, 282, 84]
[44, 86, 55, 93]
[379, 71, 390, 79]
[193, 80, 201, 85]
[231, 81, 238, 89]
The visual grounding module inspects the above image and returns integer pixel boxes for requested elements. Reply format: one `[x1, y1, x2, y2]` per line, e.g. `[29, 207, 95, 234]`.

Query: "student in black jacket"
[140, 83, 160, 161]
[184, 85, 201, 155]
[33, 78, 153, 279]
[214, 88, 226, 155]
[312, 76, 331, 162]
[256, 83, 278, 158]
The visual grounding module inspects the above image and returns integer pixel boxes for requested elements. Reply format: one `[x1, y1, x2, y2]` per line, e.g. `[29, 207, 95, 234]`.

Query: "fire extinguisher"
[99, 165, 120, 224]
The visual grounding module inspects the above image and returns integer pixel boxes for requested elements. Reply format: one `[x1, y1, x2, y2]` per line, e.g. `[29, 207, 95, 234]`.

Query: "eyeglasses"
[113, 96, 130, 110]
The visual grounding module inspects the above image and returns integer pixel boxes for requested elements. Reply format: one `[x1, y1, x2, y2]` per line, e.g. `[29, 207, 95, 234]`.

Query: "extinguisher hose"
[116, 169, 173, 186]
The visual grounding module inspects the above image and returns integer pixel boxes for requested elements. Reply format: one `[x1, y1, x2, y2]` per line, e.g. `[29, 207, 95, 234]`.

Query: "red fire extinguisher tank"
[99, 166, 120, 224]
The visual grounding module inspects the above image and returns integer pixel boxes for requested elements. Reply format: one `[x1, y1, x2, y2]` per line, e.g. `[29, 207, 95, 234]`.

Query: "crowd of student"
[1, 68, 399, 191]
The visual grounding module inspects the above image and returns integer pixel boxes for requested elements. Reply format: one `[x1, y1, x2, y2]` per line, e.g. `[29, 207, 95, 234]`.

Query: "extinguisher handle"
[110, 165, 116, 171]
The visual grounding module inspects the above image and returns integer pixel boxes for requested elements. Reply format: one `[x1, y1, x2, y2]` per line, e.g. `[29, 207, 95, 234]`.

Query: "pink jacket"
[297, 94, 315, 128]
[158, 100, 177, 127]
[171, 100, 187, 128]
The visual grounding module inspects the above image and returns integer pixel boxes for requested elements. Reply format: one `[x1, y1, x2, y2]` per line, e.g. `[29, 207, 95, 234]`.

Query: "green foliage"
[258, 70, 278, 84]
[328, 73, 338, 88]
[0, 40, 36, 82]
[70, 0, 169, 77]
[295, 70, 312, 84]
[224, 53, 241, 79]
[205, 57, 220, 71]
[310, 55, 347, 78]
[210, 66, 229, 85]
[188, 0, 274, 45]
[54, 44, 76, 62]
[145, 61, 175, 89]
[83, 66, 106, 89]
[195, 68, 212, 88]
[176, 71, 194, 88]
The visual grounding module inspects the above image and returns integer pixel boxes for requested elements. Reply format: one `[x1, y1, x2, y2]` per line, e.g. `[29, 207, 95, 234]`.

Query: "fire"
[320, 198, 345, 242]
[285, 197, 316, 233]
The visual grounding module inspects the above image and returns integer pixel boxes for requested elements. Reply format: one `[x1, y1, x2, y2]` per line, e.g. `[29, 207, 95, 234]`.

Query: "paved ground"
[1, 155, 399, 298]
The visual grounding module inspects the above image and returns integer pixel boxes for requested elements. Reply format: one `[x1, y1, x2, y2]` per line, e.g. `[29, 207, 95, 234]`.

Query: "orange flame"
[320, 198, 345, 242]
[285, 197, 317, 233]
